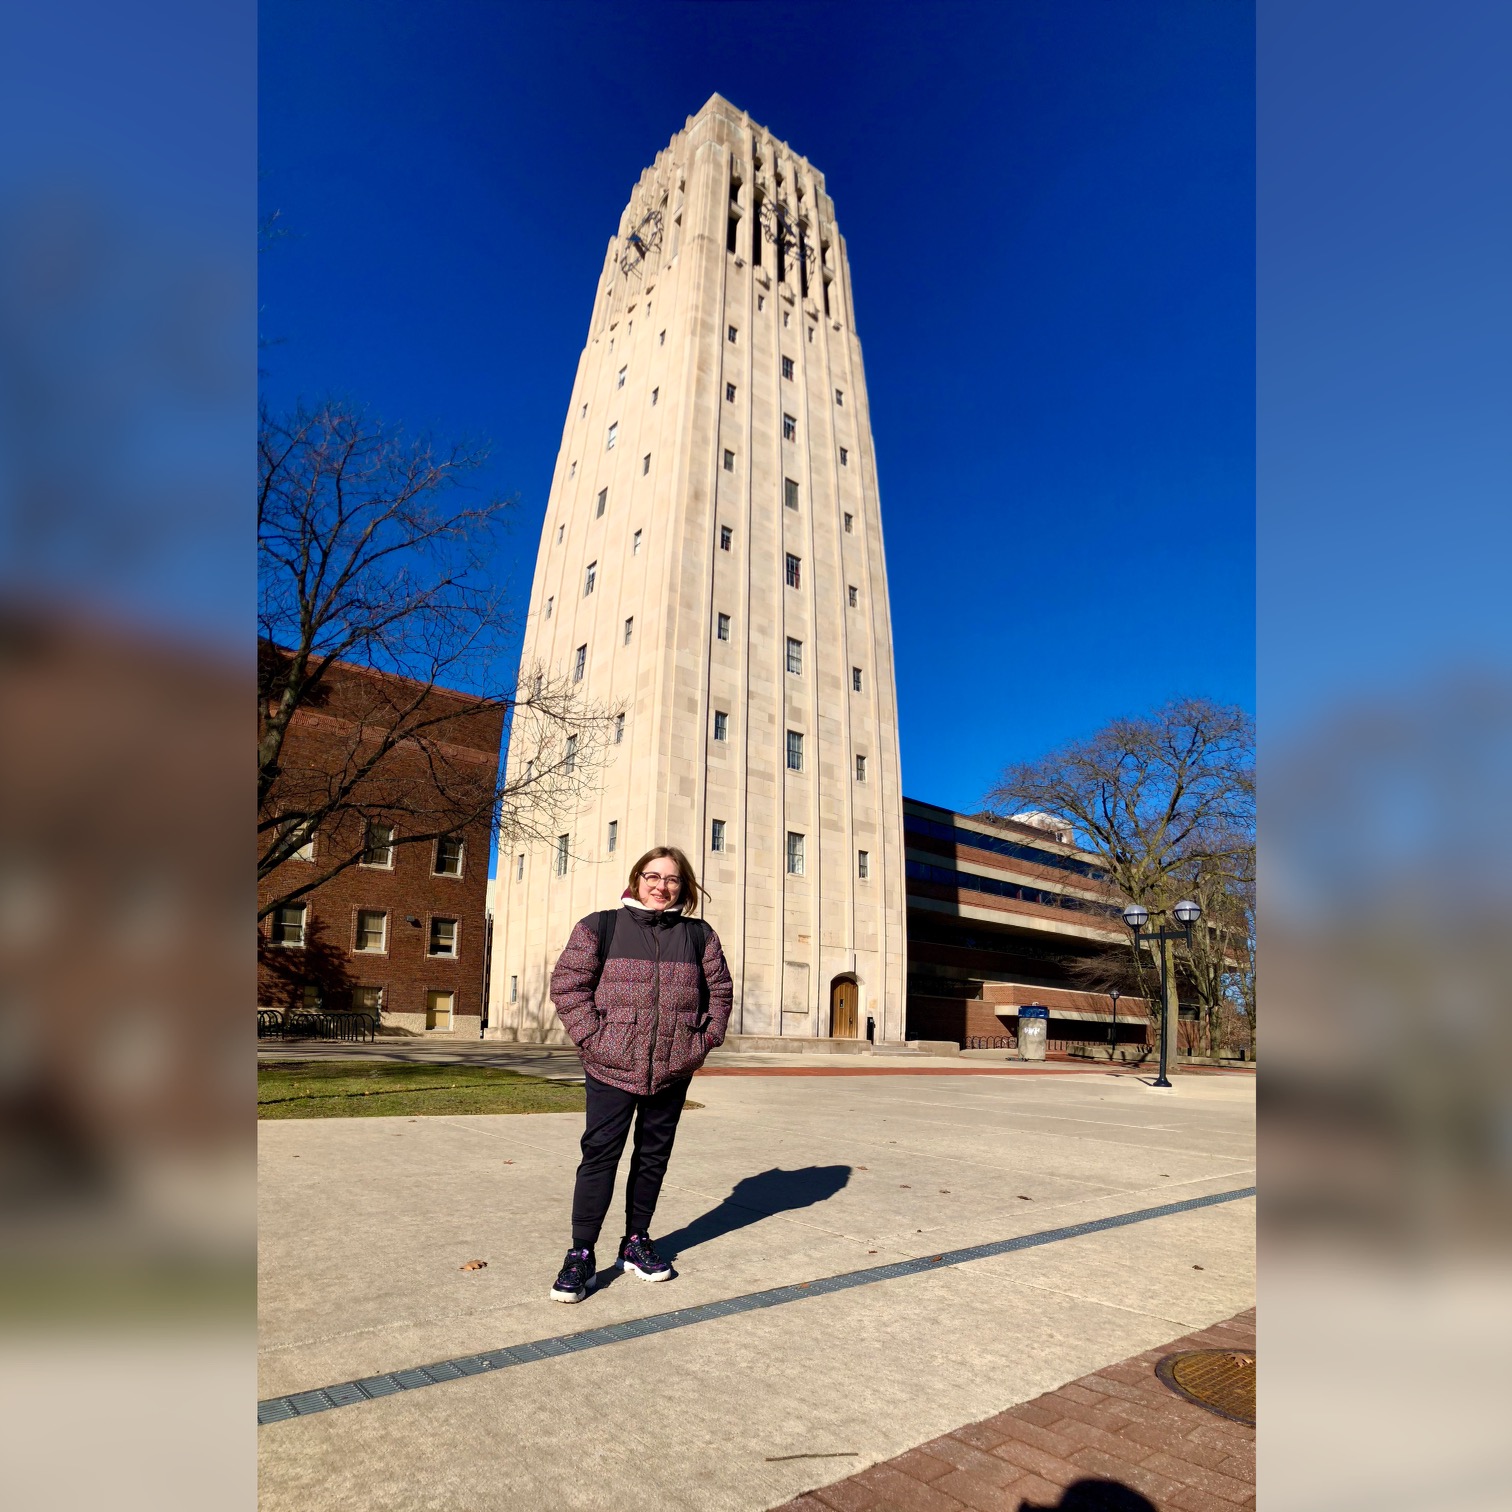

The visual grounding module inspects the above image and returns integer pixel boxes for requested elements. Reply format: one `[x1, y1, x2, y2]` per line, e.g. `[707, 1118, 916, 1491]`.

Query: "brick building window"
[783, 413, 796, 440]
[596, 487, 607, 517]
[858, 850, 870, 880]
[271, 904, 306, 948]
[855, 754, 867, 783]
[786, 730, 804, 771]
[785, 553, 801, 588]
[711, 819, 726, 853]
[278, 818, 315, 862]
[573, 645, 587, 681]
[786, 832, 805, 875]
[353, 985, 383, 1013]
[434, 835, 464, 876]
[717, 612, 730, 641]
[713, 710, 728, 742]
[355, 910, 387, 953]
[426, 989, 453, 1030]
[781, 355, 794, 380]
[428, 918, 458, 957]
[786, 637, 803, 674]
[361, 822, 394, 868]
[555, 835, 570, 876]
[720, 525, 732, 550]
[784, 477, 799, 510]
[852, 666, 863, 692]
[607, 820, 618, 853]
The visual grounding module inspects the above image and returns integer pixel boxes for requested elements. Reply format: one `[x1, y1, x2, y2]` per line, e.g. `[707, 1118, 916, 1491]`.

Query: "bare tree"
[258, 399, 614, 918]
[985, 697, 1255, 1043]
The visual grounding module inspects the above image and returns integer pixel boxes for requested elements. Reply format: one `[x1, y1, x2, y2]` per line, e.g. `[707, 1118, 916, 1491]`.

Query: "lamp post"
[1120, 900, 1201, 1088]
[1108, 988, 1120, 1060]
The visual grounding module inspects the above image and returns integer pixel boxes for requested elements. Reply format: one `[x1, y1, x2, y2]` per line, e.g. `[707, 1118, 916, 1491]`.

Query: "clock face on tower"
[618, 208, 664, 276]
[757, 198, 815, 271]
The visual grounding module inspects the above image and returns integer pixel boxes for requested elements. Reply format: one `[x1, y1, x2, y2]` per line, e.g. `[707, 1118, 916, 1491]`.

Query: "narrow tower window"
[564, 735, 578, 774]
[596, 487, 607, 517]
[727, 325, 738, 344]
[785, 553, 801, 588]
[584, 561, 596, 595]
[720, 525, 733, 551]
[607, 820, 618, 853]
[617, 366, 626, 389]
[651, 387, 659, 406]
[786, 637, 803, 674]
[623, 616, 634, 645]
[555, 835, 570, 876]
[726, 382, 736, 402]
[852, 666, 863, 692]
[710, 819, 726, 853]
[713, 710, 728, 742]
[717, 613, 730, 641]
[573, 645, 586, 681]
[633, 529, 642, 555]
[614, 712, 625, 743]
[784, 477, 799, 510]
[546, 595, 554, 619]
[781, 355, 794, 380]
[727, 215, 738, 254]
[857, 849, 870, 880]
[839, 446, 848, 466]
[786, 832, 805, 875]
[724, 449, 735, 473]
[786, 730, 804, 771]
[642, 453, 650, 475]
[843, 512, 854, 534]
[848, 584, 857, 607]
[606, 422, 617, 450]
[835, 389, 844, 406]
[783, 413, 796, 441]
[856, 754, 867, 783]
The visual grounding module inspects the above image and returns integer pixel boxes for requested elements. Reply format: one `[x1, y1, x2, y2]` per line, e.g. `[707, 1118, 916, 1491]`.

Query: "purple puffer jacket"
[549, 902, 734, 1095]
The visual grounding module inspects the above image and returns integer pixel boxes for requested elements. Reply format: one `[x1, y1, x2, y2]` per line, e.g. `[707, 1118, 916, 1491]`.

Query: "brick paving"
[774, 1310, 1255, 1512]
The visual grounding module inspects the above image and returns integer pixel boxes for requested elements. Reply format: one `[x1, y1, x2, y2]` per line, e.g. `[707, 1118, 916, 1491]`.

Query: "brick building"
[258, 662, 503, 1037]
[903, 797, 1191, 1052]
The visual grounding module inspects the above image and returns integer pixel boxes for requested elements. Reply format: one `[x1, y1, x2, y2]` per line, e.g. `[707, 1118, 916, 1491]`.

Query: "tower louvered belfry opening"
[488, 94, 906, 1043]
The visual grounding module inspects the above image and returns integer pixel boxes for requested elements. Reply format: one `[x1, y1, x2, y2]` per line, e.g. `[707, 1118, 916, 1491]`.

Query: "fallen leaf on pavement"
[459, 1260, 487, 1271]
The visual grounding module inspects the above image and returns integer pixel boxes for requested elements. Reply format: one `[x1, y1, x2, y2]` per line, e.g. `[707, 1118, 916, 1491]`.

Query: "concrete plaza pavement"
[257, 1068, 1254, 1511]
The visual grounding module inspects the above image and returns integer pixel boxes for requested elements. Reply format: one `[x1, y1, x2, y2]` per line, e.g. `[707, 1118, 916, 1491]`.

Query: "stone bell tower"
[488, 94, 906, 1044]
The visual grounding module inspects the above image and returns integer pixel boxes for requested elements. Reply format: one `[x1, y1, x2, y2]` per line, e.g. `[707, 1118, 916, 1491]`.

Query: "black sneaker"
[619, 1232, 673, 1281]
[549, 1246, 596, 1303]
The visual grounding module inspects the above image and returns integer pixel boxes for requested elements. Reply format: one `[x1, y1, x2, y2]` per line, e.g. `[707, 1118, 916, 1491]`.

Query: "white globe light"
[1121, 904, 1150, 930]
[1173, 899, 1201, 925]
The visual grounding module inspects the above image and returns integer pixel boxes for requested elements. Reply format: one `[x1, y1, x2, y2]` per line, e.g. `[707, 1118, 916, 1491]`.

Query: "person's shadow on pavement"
[655, 1165, 853, 1262]
[1020, 1480, 1156, 1511]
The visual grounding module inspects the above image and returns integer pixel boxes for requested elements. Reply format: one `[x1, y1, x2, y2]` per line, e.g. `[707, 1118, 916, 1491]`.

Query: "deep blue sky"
[259, 0, 1255, 812]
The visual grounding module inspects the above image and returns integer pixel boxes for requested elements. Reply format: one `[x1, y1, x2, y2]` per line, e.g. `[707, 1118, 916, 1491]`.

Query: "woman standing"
[547, 846, 733, 1302]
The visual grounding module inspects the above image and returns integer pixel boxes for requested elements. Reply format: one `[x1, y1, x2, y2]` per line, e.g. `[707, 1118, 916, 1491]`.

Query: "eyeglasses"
[640, 872, 681, 890]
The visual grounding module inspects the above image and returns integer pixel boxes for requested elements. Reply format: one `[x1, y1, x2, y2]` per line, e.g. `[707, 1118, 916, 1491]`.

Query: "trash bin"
[1017, 1005, 1049, 1062]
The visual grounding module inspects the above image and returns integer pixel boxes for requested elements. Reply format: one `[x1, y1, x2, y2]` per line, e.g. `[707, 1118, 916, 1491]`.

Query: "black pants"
[570, 1072, 691, 1250]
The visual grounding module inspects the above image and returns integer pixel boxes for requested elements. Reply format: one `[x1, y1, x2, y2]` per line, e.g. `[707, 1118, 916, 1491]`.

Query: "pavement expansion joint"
[257, 1183, 1255, 1427]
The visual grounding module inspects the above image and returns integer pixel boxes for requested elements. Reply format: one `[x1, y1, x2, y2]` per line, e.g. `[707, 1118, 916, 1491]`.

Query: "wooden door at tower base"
[830, 977, 858, 1038]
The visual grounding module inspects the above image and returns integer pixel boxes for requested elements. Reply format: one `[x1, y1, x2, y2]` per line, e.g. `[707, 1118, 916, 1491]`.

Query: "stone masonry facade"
[489, 95, 907, 1045]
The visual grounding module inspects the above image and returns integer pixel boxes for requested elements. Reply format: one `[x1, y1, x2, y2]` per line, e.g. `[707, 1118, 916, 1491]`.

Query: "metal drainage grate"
[1155, 1349, 1255, 1426]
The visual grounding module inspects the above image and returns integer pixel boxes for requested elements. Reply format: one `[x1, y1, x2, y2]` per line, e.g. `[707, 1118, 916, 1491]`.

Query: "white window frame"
[606, 422, 618, 450]
[427, 916, 459, 958]
[717, 612, 730, 642]
[713, 710, 728, 742]
[270, 903, 306, 948]
[360, 821, 395, 869]
[786, 637, 803, 675]
[711, 819, 726, 853]
[786, 831, 806, 876]
[554, 834, 570, 876]
[786, 729, 804, 772]
[633, 529, 642, 555]
[607, 820, 618, 853]
[573, 644, 587, 681]
[858, 850, 870, 880]
[617, 365, 627, 389]
[852, 666, 863, 692]
[433, 835, 465, 877]
[354, 909, 388, 954]
[584, 561, 597, 595]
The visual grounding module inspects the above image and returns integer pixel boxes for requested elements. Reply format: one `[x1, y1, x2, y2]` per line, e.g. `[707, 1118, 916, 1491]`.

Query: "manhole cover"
[1155, 1349, 1255, 1426]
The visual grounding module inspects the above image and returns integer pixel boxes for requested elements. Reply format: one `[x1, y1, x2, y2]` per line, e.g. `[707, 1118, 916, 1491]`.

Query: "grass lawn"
[258, 1060, 588, 1118]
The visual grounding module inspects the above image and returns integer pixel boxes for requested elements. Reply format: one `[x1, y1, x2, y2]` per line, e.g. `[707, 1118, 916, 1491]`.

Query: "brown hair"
[627, 846, 700, 913]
